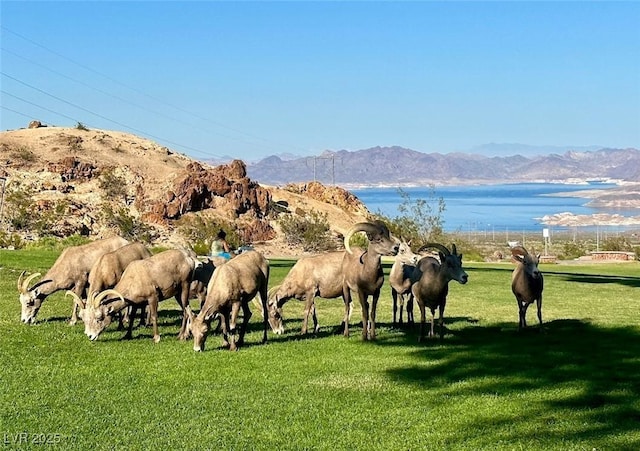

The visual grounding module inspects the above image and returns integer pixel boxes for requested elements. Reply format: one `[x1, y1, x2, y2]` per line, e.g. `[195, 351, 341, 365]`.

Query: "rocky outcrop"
[284, 181, 368, 215]
[152, 160, 271, 220]
[46, 157, 99, 181]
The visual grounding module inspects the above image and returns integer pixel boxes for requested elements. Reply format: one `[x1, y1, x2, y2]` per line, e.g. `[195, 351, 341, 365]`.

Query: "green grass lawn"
[1, 249, 639, 450]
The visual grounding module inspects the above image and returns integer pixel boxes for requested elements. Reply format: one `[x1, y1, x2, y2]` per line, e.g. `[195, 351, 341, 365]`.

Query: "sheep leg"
[517, 299, 529, 330]
[416, 298, 426, 343]
[228, 302, 242, 351]
[392, 288, 399, 325]
[221, 309, 231, 349]
[342, 287, 352, 338]
[369, 289, 381, 341]
[438, 304, 445, 340]
[68, 283, 85, 325]
[123, 304, 137, 340]
[259, 282, 269, 344]
[536, 295, 543, 330]
[301, 290, 316, 335]
[148, 298, 161, 343]
[311, 302, 319, 334]
[358, 290, 370, 341]
[176, 285, 191, 341]
[406, 295, 414, 325]
[429, 307, 437, 338]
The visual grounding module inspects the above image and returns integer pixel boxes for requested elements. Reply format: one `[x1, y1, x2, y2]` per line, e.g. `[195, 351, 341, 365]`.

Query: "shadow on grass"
[383, 318, 640, 446]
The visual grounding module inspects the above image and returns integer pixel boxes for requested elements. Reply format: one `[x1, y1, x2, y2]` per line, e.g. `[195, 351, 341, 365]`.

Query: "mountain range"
[244, 146, 640, 186]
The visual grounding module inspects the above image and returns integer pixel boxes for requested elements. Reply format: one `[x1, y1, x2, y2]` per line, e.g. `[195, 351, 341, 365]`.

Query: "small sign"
[542, 228, 550, 238]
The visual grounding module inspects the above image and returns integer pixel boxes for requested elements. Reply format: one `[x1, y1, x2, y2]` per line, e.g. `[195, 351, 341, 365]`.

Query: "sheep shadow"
[384, 318, 640, 446]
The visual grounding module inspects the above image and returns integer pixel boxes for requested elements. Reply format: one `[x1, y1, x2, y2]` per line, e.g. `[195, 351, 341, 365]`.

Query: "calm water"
[352, 183, 637, 232]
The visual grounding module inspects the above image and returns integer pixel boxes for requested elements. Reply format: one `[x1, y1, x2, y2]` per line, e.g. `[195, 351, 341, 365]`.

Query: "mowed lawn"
[1, 249, 639, 450]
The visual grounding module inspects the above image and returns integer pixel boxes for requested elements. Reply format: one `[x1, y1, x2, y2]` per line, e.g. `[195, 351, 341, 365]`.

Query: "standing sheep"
[17, 236, 129, 324]
[410, 243, 468, 341]
[511, 245, 544, 330]
[342, 221, 399, 341]
[389, 239, 420, 326]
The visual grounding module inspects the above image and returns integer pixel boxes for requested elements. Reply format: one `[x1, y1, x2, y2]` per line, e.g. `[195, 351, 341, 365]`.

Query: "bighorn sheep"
[265, 251, 345, 335]
[410, 243, 468, 341]
[17, 236, 129, 324]
[85, 242, 153, 328]
[80, 249, 200, 343]
[342, 220, 399, 341]
[187, 250, 269, 352]
[188, 256, 228, 309]
[511, 245, 544, 330]
[389, 239, 420, 326]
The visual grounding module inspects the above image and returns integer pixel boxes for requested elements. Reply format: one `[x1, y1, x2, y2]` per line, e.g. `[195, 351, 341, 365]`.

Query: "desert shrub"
[177, 215, 240, 255]
[76, 122, 89, 131]
[560, 241, 588, 260]
[98, 168, 127, 201]
[9, 146, 37, 163]
[346, 232, 369, 250]
[278, 209, 335, 252]
[634, 246, 640, 261]
[0, 231, 24, 249]
[101, 204, 153, 243]
[5, 185, 36, 230]
[601, 236, 633, 252]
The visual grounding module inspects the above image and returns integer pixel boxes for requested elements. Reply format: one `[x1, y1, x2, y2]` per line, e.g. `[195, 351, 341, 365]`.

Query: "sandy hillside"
[0, 125, 371, 257]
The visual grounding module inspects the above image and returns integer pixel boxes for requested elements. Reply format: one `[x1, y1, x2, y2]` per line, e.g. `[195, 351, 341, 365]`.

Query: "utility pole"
[0, 177, 6, 231]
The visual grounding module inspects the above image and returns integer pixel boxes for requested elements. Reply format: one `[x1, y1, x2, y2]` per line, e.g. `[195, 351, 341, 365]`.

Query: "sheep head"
[511, 246, 542, 280]
[396, 239, 419, 266]
[17, 271, 50, 324]
[81, 289, 125, 341]
[263, 285, 285, 335]
[418, 243, 468, 285]
[187, 308, 210, 352]
[343, 221, 399, 256]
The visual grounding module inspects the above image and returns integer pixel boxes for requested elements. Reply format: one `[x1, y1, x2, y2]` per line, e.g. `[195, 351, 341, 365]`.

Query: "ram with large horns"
[79, 248, 201, 343]
[17, 236, 129, 324]
[341, 220, 399, 341]
[409, 243, 468, 341]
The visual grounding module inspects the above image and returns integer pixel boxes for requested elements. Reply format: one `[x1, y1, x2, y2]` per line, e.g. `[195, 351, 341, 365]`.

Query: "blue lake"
[351, 183, 637, 233]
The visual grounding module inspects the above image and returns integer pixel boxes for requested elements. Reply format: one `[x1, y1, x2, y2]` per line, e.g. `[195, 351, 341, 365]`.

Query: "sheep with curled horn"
[17, 236, 129, 324]
[389, 239, 420, 326]
[83, 242, 153, 328]
[342, 220, 400, 341]
[410, 243, 468, 341]
[510, 245, 544, 331]
[80, 249, 201, 343]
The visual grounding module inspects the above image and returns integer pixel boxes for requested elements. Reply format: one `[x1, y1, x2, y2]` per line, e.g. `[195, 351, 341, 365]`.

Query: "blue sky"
[1, 1, 639, 161]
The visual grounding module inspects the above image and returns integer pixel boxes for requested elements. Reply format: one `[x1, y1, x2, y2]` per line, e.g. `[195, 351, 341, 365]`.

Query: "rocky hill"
[246, 145, 640, 186]
[0, 125, 369, 256]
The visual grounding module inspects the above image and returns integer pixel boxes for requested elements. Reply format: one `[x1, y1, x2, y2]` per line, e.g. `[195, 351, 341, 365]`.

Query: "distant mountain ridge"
[245, 146, 640, 186]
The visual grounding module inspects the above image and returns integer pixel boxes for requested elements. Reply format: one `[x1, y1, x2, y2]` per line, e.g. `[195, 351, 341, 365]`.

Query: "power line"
[1, 72, 218, 158]
[1, 25, 308, 155]
[2, 91, 85, 124]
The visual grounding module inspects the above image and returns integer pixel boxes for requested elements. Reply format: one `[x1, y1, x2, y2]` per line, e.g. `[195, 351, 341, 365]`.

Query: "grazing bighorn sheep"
[389, 239, 420, 326]
[342, 220, 399, 341]
[188, 256, 228, 309]
[17, 236, 129, 324]
[410, 243, 468, 341]
[187, 250, 269, 352]
[265, 251, 345, 335]
[85, 242, 152, 328]
[80, 249, 200, 343]
[510, 245, 544, 330]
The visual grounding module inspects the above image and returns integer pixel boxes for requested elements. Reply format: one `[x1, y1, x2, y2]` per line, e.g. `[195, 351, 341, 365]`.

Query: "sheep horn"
[417, 243, 451, 256]
[343, 222, 382, 254]
[267, 285, 281, 302]
[510, 246, 528, 257]
[19, 272, 42, 293]
[92, 289, 125, 309]
[65, 290, 86, 309]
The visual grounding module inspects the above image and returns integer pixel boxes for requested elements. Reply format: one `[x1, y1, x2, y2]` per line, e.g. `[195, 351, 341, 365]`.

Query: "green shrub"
[601, 236, 633, 252]
[0, 231, 24, 249]
[9, 146, 37, 163]
[101, 204, 153, 243]
[278, 209, 335, 252]
[75, 122, 89, 131]
[98, 168, 127, 201]
[177, 215, 240, 255]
